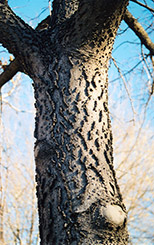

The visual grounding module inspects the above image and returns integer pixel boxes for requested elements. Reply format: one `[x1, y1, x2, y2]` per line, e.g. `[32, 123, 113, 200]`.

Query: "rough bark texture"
[0, 0, 129, 244]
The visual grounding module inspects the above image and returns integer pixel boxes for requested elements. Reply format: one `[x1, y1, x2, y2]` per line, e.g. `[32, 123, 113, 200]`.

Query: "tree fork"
[1, 5, 154, 88]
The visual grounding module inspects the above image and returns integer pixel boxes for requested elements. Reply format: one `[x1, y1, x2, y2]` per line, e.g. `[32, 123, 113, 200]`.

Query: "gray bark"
[0, 0, 129, 244]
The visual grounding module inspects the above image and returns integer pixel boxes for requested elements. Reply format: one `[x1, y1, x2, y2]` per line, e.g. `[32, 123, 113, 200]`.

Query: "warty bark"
[0, 0, 129, 244]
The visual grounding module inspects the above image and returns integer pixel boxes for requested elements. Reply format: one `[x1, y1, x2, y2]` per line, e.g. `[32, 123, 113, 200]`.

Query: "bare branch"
[141, 45, 153, 92]
[2, 99, 34, 113]
[0, 15, 51, 88]
[111, 57, 136, 121]
[124, 9, 154, 55]
[110, 59, 143, 83]
[149, 54, 154, 95]
[0, 58, 21, 88]
[130, 0, 154, 13]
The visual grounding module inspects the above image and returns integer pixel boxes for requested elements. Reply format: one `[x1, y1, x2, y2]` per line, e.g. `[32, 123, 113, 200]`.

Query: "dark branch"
[130, 0, 154, 13]
[0, 2, 37, 57]
[124, 9, 154, 55]
[0, 14, 51, 88]
[0, 58, 21, 88]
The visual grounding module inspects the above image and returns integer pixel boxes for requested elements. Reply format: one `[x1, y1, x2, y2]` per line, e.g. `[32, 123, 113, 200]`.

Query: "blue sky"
[9, 0, 50, 27]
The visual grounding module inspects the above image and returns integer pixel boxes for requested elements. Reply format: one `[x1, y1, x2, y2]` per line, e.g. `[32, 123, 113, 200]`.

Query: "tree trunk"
[0, 0, 129, 244]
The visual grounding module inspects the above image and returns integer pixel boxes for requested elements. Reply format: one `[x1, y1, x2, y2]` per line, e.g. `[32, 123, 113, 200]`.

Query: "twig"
[111, 57, 136, 121]
[110, 59, 143, 83]
[113, 41, 140, 54]
[117, 84, 152, 170]
[150, 55, 154, 95]
[141, 45, 153, 95]
[130, 0, 154, 13]
[2, 99, 34, 113]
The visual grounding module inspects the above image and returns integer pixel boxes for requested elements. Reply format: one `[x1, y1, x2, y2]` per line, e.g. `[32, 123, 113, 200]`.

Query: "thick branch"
[0, 15, 51, 88]
[124, 9, 154, 55]
[0, 1, 38, 57]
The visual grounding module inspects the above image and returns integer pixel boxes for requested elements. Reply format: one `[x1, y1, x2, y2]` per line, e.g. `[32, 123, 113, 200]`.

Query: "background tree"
[0, 0, 153, 244]
[0, 73, 39, 244]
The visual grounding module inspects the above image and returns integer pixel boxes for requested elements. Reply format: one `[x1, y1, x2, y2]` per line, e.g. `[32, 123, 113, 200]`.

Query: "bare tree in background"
[0, 0, 153, 244]
[109, 86, 154, 243]
[0, 73, 39, 245]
